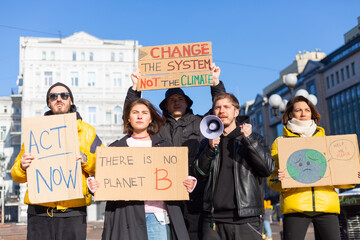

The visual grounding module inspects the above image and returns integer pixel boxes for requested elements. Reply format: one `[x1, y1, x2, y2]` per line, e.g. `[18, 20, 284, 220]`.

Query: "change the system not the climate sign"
[138, 42, 213, 91]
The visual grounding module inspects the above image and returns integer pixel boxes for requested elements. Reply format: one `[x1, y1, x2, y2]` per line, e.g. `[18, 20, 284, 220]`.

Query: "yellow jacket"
[267, 126, 354, 215]
[11, 119, 103, 210]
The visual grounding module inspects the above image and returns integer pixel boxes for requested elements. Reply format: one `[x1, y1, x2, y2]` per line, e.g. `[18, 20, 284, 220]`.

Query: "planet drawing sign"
[277, 134, 360, 188]
[287, 149, 327, 184]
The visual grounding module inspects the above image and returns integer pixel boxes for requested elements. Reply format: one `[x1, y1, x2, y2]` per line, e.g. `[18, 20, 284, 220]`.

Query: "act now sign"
[22, 113, 82, 204]
[94, 147, 189, 201]
[138, 42, 213, 91]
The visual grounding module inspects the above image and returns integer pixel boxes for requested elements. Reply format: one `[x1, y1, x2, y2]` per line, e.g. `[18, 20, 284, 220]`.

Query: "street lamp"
[269, 73, 318, 118]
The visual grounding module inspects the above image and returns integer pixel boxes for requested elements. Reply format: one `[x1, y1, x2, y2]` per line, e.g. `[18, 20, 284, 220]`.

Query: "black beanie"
[46, 82, 74, 105]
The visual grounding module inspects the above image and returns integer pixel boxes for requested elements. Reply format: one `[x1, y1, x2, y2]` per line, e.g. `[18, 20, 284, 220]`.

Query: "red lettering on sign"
[201, 43, 210, 55]
[191, 44, 201, 55]
[155, 168, 172, 190]
[149, 43, 210, 59]
[139, 77, 159, 89]
[161, 47, 171, 58]
[171, 46, 181, 58]
[150, 47, 160, 58]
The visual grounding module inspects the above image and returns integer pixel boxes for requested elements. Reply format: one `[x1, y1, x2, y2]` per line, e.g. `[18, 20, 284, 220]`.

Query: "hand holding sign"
[278, 169, 285, 181]
[210, 63, 220, 86]
[21, 153, 35, 171]
[87, 177, 99, 193]
[76, 155, 85, 164]
[183, 177, 196, 193]
[131, 68, 141, 91]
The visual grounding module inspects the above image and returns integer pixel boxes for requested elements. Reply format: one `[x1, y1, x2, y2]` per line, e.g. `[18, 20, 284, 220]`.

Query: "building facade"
[240, 17, 360, 201]
[0, 94, 21, 222]
[15, 31, 139, 222]
[260, 50, 326, 146]
[320, 35, 360, 138]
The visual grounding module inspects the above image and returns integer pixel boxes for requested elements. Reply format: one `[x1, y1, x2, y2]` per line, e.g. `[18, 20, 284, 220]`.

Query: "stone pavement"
[0, 221, 315, 240]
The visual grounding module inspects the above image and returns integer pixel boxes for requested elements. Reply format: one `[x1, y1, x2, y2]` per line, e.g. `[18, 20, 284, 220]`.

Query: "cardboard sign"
[94, 147, 189, 201]
[138, 42, 213, 91]
[278, 134, 360, 188]
[22, 113, 82, 203]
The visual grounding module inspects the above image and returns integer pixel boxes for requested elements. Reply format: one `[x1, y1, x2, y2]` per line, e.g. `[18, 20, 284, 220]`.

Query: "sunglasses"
[49, 92, 70, 101]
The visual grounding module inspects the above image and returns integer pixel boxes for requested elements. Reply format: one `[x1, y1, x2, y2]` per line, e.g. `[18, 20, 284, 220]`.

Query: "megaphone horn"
[200, 115, 224, 139]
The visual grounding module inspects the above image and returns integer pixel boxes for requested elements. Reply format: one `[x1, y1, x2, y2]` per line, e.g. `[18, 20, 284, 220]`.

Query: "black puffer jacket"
[194, 116, 274, 218]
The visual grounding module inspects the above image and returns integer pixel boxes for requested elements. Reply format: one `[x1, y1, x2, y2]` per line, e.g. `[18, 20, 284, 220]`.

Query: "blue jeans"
[264, 220, 272, 237]
[146, 213, 170, 240]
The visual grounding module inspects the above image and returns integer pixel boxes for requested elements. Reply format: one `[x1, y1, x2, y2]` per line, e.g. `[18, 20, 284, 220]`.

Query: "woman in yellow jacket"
[267, 96, 354, 240]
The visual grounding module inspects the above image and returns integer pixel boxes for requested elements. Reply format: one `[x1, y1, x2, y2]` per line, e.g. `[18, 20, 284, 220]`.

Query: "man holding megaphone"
[195, 93, 274, 240]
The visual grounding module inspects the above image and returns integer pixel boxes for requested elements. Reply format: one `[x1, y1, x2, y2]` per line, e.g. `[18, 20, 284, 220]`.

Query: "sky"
[0, 0, 359, 114]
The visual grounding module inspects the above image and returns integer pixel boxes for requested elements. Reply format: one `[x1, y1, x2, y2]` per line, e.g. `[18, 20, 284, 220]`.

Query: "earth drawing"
[287, 149, 327, 184]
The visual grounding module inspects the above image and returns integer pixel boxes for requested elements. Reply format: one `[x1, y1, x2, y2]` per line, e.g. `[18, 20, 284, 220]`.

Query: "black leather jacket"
[194, 122, 274, 218]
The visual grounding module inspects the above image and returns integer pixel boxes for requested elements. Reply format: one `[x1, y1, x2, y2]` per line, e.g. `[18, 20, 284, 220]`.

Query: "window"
[257, 111, 263, 125]
[352, 62, 356, 76]
[111, 53, 115, 62]
[119, 53, 123, 62]
[44, 72, 53, 86]
[331, 74, 334, 87]
[336, 71, 339, 84]
[106, 111, 111, 123]
[71, 72, 79, 86]
[72, 52, 77, 61]
[4, 106, 7, 113]
[346, 65, 350, 78]
[306, 80, 316, 95]
[81, 52, 85, 61]
[89, 52, 94, 61]
[326, 77, 330, 89]
[114, 106, 122, 124]
[88, 107, 96, 125]
[0, 126, 6, 141]
[113, 73, 122, 87]
[51, 51, 55, 60]
[42, 51, 46, 60]
[341, 68, 345, 81]
[88, 72, 95, 86]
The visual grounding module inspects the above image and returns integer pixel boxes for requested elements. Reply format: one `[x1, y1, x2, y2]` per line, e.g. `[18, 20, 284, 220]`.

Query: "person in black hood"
[125, 63, 226, 240]
[194, 92, 274, 240]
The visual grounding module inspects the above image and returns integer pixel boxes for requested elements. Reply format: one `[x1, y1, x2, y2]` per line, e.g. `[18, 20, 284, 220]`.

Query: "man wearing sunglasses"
[11, 82, 103, 240]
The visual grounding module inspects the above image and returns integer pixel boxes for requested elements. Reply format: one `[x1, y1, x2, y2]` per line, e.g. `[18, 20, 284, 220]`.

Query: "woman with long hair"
[267, 96, 354, 240]
[89, 98, 194, 240]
